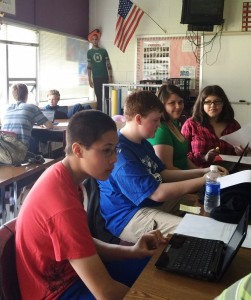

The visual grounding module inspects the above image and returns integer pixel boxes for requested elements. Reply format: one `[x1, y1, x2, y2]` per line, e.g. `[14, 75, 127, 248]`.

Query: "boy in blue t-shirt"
[98, 91, 227, 243]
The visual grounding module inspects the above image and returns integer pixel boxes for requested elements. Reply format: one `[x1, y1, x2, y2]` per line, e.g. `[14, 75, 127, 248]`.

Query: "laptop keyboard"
[172, 237, 224, 277]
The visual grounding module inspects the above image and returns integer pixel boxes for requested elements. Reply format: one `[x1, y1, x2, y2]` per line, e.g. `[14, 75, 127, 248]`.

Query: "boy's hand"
[132, 230, 168, 259]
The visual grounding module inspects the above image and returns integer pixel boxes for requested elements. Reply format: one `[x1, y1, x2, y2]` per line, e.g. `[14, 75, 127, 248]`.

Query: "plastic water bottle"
[204, 165, 221, 213]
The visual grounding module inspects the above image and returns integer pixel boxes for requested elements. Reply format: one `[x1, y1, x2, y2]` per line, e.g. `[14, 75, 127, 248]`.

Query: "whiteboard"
[201, 33, 251, 103]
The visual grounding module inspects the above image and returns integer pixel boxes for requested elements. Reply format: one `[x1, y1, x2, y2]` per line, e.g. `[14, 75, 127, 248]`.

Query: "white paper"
[55, 122, 68, 126]
[174, 214, 237, 244]
[218, 170, 251, 189]
[220, 154, 251, 165]
[242, 225, 251, 248]
[220, 122, 251, 148]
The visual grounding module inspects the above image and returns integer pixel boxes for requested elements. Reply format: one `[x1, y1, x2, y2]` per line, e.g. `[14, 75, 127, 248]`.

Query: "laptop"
[41, 110, 56, 124]
[155, 206, 249, 281]
[219, 142, 249, 174]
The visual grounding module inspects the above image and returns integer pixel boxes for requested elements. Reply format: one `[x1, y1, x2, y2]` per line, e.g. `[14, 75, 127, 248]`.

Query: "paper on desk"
[242, 225, 251, 248]
[218, 170, 251, 189]
[220, 122, 251, 148]
[220, 154, 251, 165]
[174, 214, 237, 244]
[175, 214, 251, 248]
[55, 122, 68, 126]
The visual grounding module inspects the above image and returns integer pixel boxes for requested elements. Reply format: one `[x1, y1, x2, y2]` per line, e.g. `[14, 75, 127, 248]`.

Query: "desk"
[0, 158, 56, 224]
[124, 194, 251, 300]
[32, 119, 68, 158]
[124, 245, 251, 300]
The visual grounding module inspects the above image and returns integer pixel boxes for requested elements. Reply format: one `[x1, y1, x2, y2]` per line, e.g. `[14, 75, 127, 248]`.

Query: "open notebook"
[155, 207, 249, 281]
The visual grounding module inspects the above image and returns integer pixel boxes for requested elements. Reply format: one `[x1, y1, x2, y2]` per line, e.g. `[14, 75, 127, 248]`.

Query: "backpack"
[210, 182, 251, 223]
[0, 131, 28, 165]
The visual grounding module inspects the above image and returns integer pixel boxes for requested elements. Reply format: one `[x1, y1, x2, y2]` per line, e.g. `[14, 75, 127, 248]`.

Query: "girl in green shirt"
[148, 84, 197, 170]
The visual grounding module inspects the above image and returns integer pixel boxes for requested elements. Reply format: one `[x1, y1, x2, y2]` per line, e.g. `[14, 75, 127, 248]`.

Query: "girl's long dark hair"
[192, 85, 235, 126]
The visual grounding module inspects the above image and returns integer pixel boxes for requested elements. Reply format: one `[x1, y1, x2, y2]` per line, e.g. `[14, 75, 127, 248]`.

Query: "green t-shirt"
[87, 47, 109, 78]
[148, 121, 189, 170]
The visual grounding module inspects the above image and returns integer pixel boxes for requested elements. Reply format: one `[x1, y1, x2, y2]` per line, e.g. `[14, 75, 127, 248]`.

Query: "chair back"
[0, 218, 22, 300]
[83, 177, 121, 244]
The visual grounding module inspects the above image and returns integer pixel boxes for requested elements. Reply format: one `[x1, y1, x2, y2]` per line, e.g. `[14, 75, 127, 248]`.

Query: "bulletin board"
[136, 35, 201, 96]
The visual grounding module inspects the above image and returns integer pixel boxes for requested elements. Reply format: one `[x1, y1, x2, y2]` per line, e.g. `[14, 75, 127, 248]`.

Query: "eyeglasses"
[91, 145, 120, 157]
[203, 99, 223, 106]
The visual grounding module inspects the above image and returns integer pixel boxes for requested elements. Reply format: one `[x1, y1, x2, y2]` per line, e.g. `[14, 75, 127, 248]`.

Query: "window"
[38, 30, 90, 106]
[0, 23, 91, 119]
[0, 24, 38, 111]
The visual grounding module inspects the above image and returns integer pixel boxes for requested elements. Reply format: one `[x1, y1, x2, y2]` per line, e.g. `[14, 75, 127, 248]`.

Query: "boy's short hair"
[65, 110, 117, 155]
[47, 89, 60, 100]
[124, 91, 164, 121]
[12, 83, 28, 101]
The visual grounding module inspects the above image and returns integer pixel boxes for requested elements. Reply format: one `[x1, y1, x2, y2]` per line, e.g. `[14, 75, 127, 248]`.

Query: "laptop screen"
[41, 110, 55, 122]
[229, 142, 249, 174]
[219, 206, 249, 278]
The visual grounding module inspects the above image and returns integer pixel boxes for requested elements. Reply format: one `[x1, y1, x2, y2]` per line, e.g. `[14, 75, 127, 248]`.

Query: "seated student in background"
[148, 84, 198, 170]
[98, 91, 227, 244]
[1, 83, 53, 153]
[44, 89, 92, 119]
[181, 85, 242, 168]
[15, 110, 166, 300]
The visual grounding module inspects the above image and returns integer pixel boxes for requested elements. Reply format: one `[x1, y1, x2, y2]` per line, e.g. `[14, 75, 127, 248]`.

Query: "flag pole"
[135, 2, 167, 34]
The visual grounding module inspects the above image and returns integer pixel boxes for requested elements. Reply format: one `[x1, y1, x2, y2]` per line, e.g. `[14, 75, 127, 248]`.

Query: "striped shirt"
[1, 101, 48, 146]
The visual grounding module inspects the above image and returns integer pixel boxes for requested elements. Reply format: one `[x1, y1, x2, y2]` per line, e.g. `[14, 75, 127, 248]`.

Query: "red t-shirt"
[16, 162, 96, 300]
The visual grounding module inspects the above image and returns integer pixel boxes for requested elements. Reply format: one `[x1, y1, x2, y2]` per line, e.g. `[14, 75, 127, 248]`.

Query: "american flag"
[114, 0, 144, 53]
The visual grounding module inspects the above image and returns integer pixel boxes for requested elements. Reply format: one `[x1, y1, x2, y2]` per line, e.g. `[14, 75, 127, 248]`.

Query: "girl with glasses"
[181, 85, 242, 167]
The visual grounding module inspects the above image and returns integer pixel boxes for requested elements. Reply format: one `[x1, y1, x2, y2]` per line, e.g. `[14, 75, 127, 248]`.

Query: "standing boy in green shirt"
[87, 29, 112, 111]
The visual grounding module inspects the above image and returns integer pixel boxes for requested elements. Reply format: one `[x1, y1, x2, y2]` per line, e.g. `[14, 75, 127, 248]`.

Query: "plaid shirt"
[181, 117, 241, 167]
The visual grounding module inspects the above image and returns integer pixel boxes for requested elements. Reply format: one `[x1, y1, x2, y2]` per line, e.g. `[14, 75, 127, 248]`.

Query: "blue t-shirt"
[98, 131, 166, 237]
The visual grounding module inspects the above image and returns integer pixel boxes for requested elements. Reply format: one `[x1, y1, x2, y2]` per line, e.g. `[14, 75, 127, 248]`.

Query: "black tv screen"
[181, 0, 225, 26]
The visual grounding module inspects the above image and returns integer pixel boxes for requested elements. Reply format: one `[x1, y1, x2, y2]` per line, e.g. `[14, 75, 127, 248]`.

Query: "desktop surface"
[124, 193, 251, 300]
[124, 239, 251, 300]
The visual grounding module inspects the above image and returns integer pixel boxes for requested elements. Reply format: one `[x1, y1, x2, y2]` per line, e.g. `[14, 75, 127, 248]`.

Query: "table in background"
[0, 158, 56, 225]
[32, 119, 68, 158]
[124, 193, 251, 300]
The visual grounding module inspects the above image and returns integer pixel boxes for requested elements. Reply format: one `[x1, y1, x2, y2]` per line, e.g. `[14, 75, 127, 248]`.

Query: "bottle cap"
[210, 165, 218, 172]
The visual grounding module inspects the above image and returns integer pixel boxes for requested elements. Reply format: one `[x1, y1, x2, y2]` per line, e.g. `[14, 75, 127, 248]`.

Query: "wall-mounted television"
[181, 0, 225, 26]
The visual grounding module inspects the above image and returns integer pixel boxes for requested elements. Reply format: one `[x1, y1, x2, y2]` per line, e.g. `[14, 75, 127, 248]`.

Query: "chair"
[83, 177, 121, 244]
[0, 218, 22, 300]
[83, 178, 134, 246]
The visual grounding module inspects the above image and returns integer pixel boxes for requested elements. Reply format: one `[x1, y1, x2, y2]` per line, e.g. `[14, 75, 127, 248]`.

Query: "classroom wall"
[89, 0, 251, 124]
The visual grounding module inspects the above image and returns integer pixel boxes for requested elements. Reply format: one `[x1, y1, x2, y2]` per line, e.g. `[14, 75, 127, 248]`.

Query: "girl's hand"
[204, 148, 220, 163]
[215, 165, 229, 176]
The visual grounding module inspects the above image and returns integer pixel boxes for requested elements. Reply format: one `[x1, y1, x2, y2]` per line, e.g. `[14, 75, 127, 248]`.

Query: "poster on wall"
[180, 66, 196, 89]
[141, 40, 170, 80]
[137, 36, 201, 96]
[79, 63, 88, 85]
[66, 37, 88, 62]
[0, 0, 15, 15]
